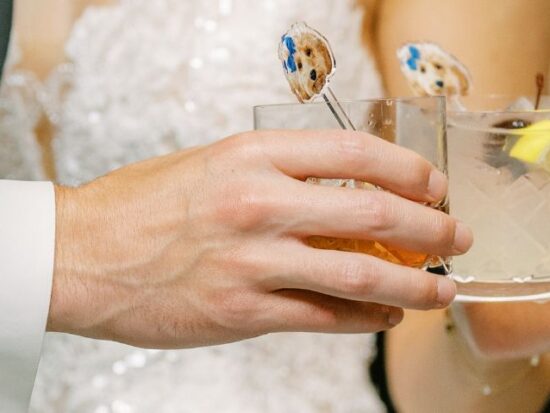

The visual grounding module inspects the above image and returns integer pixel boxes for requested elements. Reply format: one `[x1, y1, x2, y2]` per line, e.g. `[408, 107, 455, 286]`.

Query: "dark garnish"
[483, 118, 530, 171]
[535, 73, 544, 110]
[494, 119, 531, 130]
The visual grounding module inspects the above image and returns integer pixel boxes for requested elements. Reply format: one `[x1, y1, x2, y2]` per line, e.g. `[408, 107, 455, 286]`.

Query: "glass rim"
[444, 94, 550, 134]
[253, 95, 445, 111]
[448, 94, 550, 115]
[448, 122, 550, 135]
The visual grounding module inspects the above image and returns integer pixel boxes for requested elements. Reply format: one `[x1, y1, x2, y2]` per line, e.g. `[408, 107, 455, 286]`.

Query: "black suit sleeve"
[0, 0, 13, 80]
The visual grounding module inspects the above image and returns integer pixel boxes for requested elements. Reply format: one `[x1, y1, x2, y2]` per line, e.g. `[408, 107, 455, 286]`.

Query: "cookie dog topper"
[397, 42, 473, 99]
[279, 22, 354, 130]
[279, 22, 336, 103]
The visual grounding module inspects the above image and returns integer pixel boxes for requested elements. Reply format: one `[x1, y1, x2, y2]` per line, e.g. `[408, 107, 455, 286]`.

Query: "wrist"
[47, 184, 121, 337]
[47, 182, 150, 341]
[47, 185, 82, 333]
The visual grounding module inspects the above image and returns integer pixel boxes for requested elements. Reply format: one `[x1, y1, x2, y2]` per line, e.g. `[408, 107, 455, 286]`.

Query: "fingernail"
[388, 308, 404, 326]
[453, 221, 474, 254]
[437, 278, 456, 308]
[428, 170, 448, 201]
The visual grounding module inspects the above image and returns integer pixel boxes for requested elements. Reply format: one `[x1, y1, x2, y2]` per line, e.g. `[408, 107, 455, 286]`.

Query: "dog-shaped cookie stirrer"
[397, 42, 472, 111]
[278, 22, 422, 265]
[279, 22, 355, 130]
[397, 42, 469, 274]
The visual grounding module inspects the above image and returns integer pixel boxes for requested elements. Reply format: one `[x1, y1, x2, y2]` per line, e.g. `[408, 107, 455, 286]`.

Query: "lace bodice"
[0, 0, 386, 411]
[0, 40, 45, 181]
[52, 0, 382, 185]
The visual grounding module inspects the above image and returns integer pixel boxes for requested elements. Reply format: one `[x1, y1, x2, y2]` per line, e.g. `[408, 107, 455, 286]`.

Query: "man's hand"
[47, 130, 472, 349]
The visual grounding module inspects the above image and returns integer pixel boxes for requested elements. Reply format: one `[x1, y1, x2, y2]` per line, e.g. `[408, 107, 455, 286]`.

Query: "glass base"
[453, 274, 550, 302]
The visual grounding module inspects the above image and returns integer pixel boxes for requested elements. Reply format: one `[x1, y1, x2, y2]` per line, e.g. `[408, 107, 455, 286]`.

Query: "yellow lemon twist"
[510, 120, 550, 171]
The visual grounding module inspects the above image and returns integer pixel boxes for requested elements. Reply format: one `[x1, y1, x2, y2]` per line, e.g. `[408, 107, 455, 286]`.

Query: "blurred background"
[2, 1, 549, 412]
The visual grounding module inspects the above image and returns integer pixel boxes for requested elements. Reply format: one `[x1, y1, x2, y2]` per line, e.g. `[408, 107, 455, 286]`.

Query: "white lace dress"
[1, 0, 387, 411]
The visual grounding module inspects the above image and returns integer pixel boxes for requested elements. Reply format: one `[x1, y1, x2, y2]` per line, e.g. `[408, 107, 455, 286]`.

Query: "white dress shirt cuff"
[0, 180, 55, 412]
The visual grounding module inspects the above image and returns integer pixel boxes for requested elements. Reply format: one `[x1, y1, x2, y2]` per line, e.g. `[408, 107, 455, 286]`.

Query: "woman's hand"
[48, 129, 471, 349]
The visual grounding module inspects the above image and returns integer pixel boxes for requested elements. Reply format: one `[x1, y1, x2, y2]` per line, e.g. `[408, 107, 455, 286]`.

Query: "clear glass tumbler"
[254, 96, 449, 272]
[448, 96, 550, 301]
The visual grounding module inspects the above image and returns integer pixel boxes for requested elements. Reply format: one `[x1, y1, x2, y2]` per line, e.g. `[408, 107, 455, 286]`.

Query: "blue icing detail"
[409, 45, 420, 59]
[284, 36, 297, 55]
[406, 57, 417, 71]
[281, 35, 298, 73]
[282, 60, 288, 72]
[406, 45, 421, 71]
[286, 55, 297, 73]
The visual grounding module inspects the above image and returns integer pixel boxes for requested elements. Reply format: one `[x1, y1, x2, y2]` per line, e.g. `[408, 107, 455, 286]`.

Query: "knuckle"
[334, 133, 369, 168]
[214, 132, 262, 161]
[214, 291, 257, 329]
[224, 131, 253, 147]
[209, 134, 240, 157]
[362, 192, 392, 232]
[234, 191, 273, 230]
[339, 260, 377, 297]
[215, 186, 274, 231]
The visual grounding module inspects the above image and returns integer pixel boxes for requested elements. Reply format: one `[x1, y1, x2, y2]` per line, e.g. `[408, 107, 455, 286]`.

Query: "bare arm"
[375, 0, 550, 357]
[371, 1, 550, 411]
[376, 0, 550, 357]
[375, 0, 550, 97]
[387, 309, 550, 413]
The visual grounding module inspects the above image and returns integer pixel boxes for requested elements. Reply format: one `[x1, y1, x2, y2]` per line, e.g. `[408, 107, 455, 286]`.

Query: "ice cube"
[506, 97, 535, 111]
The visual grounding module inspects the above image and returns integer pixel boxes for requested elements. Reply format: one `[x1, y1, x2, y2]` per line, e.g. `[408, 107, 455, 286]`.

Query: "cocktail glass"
[254, 96, 449, 271]
[448, 96, 550, 301]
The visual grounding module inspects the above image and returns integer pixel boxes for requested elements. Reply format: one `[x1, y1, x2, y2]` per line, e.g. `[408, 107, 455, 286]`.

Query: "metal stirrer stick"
[323, 87, 356, 131]
[322, 94, 347, 129]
